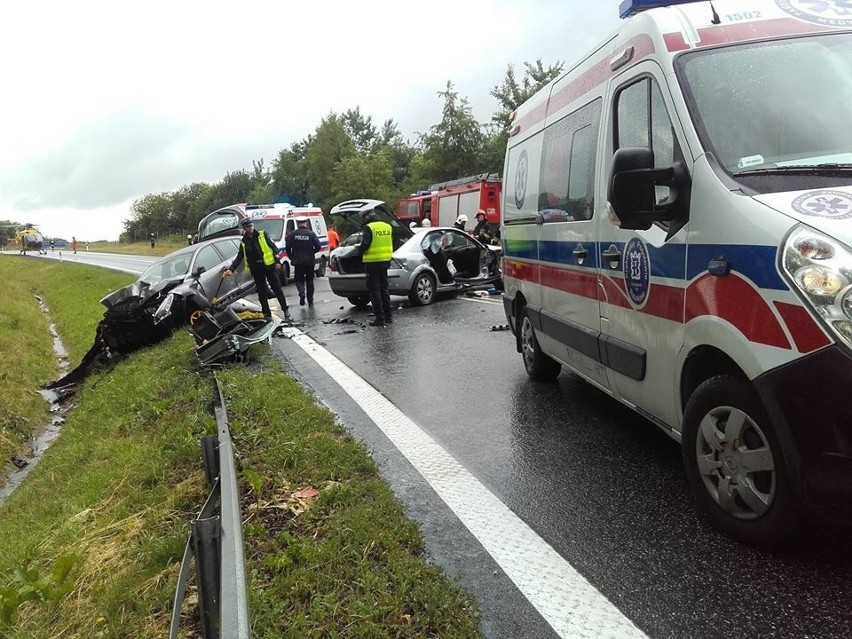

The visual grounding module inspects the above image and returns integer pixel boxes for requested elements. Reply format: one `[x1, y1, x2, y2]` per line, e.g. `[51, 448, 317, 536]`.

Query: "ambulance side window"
[538, 98, 602, 222]
[615, 77, 679, 205]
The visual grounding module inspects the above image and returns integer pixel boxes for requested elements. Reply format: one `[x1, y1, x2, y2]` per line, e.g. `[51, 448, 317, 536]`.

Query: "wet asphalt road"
[16, 249, 852, 638]
[279, 280, 852, 639]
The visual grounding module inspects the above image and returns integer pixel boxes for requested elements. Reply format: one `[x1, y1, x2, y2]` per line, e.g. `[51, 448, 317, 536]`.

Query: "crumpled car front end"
[98, 277, 187, 354]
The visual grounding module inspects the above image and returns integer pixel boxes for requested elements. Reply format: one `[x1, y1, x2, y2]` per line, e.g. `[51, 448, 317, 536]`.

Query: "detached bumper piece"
[192, 308, 279, 367]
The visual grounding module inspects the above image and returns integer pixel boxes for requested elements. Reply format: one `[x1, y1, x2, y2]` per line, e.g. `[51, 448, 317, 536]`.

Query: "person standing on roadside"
[222, 218, 292, 321]
[71, 236, 78, 254]
[327, 224, 340, 250]
[354, 209, 393, 326]
[186, 234, 193, 246]
[285, 216, 321, 307]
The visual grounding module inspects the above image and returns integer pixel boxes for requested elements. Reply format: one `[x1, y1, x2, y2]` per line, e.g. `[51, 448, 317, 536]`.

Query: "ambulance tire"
[682, 375, 802, 549]
[280, 263, 290, 285]
[519, 307, 560, 381]
[315, 257, 327, 278]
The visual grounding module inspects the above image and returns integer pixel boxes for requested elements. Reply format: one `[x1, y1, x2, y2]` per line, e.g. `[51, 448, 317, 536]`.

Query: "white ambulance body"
[245, 204, 330, 281]
[502, 0, 852, 546]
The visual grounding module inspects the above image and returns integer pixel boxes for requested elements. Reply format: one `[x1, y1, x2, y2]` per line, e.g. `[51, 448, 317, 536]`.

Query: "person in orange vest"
[71, 236, 78, 254]
[327, 225, 340, 250]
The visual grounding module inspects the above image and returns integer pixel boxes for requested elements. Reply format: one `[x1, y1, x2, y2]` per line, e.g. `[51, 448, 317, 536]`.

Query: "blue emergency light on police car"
[619, 0, 705, 18]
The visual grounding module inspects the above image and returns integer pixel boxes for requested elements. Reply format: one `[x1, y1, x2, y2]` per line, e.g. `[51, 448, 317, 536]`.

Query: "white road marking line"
[457, 294, 502, 304]
[283, 326, 649, 639]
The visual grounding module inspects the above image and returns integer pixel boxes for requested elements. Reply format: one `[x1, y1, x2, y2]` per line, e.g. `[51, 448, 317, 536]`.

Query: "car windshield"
[139, 253, 192, 285]
[677, 33, 852, 175]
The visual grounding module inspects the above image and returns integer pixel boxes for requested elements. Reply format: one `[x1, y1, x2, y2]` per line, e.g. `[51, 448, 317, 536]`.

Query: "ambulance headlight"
[795, 266, 846, 297]
[782, 226, 852, 349]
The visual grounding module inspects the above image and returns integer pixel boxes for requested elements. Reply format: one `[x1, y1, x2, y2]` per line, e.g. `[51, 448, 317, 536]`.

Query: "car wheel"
[682, 375, 802, 548]
[519, 306, 560, 381]
[409, 272, 436, 306]
[315, 257, 327, 278]
[347, 296, 371, 309]
[279, 262, 290, 285]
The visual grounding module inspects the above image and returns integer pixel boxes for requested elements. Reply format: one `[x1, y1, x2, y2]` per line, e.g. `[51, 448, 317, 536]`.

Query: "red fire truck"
[396, 173, 502, 231]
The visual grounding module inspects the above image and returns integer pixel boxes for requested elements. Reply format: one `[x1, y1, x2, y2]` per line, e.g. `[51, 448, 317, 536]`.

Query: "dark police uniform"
[285, 219, 322, 306]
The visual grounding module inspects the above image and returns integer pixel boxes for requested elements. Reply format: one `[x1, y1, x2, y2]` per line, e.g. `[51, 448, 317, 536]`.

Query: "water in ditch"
[0, 295, 75, 501]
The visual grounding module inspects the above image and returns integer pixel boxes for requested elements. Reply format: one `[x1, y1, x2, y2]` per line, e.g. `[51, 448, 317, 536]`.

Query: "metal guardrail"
[169, 376, 251, 639]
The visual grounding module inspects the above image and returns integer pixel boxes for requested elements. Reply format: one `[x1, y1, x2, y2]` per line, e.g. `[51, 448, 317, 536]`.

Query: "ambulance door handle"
[573, 244, 588, 265]
[602, 244, 622, 269]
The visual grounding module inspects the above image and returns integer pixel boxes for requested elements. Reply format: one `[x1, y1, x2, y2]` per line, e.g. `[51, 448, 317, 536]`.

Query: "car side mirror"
[193, 265, 206, 278]
[608, 147, 690, 231]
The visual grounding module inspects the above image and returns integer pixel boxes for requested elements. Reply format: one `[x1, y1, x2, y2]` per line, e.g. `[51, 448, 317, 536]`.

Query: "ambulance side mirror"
[608, 147, 688, 231]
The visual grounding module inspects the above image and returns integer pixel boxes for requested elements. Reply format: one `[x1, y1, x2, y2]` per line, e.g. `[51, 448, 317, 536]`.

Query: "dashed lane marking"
[283, 326, 649, 639]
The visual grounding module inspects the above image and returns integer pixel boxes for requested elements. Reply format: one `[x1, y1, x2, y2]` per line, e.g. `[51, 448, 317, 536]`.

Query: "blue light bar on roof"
[619, 0, 705, 18]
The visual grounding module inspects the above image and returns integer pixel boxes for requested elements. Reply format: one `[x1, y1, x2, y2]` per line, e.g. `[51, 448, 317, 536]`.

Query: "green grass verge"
[0, 258, 481, 638]
[0, 257, 135, 481]
[87, 237, 192, 257]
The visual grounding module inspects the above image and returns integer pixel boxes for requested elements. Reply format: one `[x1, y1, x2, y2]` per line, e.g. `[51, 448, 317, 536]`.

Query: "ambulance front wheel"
[682, 375, 802, 548]
[519, 307, 560, 381]
[315, 257, 327, 278]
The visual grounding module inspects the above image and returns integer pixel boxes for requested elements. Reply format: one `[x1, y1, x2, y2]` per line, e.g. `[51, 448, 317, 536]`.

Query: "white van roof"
[511, 0, 850, 140]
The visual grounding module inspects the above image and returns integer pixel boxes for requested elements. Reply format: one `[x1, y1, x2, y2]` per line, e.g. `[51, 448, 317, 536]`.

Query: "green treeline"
[122, 61, 562, 242]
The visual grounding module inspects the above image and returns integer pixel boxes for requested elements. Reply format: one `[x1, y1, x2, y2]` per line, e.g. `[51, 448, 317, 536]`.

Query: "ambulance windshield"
[677, 33, 852, 181]
[252, 219, 285, 242]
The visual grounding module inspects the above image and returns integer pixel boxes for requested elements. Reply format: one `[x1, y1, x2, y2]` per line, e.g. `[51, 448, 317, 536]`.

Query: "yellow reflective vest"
[363, 221, 393, 263]
[242, 229, 276, 266]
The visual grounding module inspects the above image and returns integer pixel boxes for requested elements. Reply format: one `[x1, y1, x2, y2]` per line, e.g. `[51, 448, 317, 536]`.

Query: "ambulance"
[197, 203, 330, 283]
[501, 0, 852, 546]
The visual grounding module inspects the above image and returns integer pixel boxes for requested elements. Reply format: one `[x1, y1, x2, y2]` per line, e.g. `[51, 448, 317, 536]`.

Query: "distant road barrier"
[169, 376, 250, 638]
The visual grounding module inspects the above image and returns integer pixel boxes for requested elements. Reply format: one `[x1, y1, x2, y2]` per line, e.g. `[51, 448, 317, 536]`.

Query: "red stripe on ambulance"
[686, 273, 790, 349]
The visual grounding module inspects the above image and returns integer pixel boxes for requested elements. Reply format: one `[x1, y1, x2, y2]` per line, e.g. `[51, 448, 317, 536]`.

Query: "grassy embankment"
[0, 256, 480, 638]
[85, 236, 188, 257]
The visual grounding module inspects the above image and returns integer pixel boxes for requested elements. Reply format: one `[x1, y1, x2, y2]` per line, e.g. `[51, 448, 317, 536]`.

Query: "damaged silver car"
[328, 199, 503, 307]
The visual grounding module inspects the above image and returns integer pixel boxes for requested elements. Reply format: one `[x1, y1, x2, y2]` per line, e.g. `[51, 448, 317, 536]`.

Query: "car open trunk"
[330, 200, 413, 272]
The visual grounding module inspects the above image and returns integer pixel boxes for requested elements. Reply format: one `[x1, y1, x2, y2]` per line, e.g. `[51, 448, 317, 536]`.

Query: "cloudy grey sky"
[0, 0, 620, 241]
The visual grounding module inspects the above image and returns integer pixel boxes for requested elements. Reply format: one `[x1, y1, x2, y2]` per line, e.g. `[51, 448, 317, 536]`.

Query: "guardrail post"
[201, 435, 220, 488]
[192, 516, 221, 639]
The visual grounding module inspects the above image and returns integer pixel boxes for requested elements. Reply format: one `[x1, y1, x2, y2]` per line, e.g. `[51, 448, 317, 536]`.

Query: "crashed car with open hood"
[328, 199, 503, 307]
[46, 237, 263, 387]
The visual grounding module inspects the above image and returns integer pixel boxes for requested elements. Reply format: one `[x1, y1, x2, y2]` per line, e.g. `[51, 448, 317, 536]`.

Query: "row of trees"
[122, 60, 563, 242]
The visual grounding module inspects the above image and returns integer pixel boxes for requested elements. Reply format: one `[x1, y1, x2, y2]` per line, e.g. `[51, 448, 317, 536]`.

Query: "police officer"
[285, 215, 321, 307]
[223, 218, 292, 322]
[354, 209, 393, 326]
